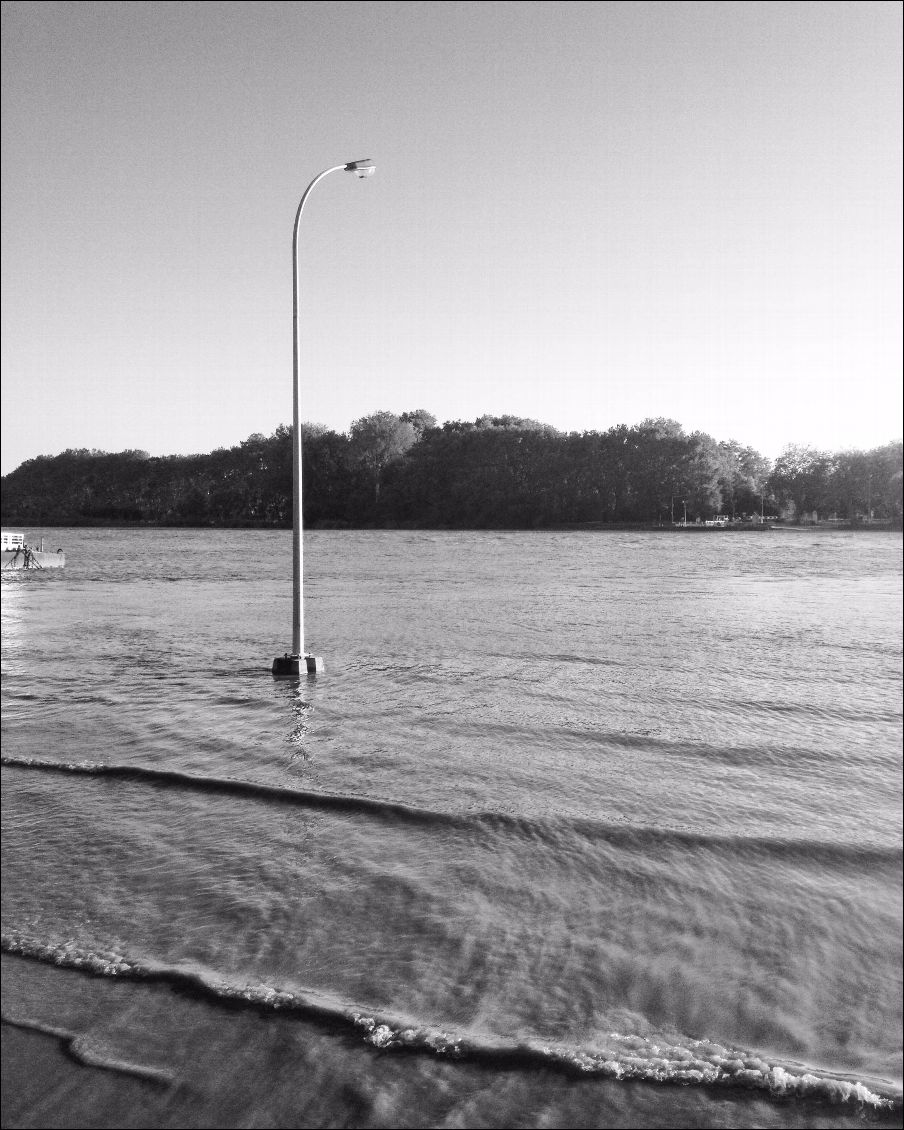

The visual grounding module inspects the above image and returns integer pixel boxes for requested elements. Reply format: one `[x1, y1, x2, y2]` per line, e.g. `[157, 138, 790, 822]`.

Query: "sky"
[1, 0, 901, 474]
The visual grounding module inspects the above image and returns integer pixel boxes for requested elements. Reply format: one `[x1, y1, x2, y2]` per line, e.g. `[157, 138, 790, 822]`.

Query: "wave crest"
[2, 754, 898, 868]
[3, 931, 898, 1111]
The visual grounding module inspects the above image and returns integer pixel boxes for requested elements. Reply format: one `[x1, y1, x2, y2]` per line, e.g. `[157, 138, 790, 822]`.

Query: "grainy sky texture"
[1, 0, 901, 473]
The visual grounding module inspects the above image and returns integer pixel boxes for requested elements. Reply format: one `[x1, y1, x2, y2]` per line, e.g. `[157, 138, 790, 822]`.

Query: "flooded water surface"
[2, 528, 901, 1129]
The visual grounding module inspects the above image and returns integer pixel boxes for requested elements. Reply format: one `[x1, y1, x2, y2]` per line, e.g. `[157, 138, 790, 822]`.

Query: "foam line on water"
[2, 932, 899, 1111]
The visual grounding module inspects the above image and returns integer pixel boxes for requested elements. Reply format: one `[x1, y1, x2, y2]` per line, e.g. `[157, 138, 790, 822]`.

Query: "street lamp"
[272, 159, 376, 677]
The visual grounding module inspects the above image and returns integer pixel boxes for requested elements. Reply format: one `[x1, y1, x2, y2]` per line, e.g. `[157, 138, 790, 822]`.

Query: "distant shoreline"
[2, 520, 900, 533]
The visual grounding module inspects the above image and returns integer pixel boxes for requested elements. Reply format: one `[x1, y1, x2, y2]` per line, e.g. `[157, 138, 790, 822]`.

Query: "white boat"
[1, 529, 65, 570]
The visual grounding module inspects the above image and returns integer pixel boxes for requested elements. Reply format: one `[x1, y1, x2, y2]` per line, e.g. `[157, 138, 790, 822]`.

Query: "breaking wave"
[2, 931, 899, 1111]
[2, 753, 899, 869]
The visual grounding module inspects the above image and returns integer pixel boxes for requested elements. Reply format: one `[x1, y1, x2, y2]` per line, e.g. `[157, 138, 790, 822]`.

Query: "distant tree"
[768, 445, 834, 520]
[302, 427, 356, 525]
[474, 414, 561, 435]
[636, 417, 686, 440]
[620, 420, 699, 520]
[349, 411, 418, 504]
[400, 409, 437, 435]
[828, 441, 904, 522]
[718, 440, 772, 517]
[871, 441, 904, 521]
[687, 431, 728, 518]
[828, 450, 874, 520]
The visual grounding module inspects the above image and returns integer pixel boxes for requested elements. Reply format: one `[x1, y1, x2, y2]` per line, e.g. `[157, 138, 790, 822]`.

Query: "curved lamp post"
[273, 159, 376, 677]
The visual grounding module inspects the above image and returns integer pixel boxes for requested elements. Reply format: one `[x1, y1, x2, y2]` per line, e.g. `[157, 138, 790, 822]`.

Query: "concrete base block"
[272, 653, 324, 677]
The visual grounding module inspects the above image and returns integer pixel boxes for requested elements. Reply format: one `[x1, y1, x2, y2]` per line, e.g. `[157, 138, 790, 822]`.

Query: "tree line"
[1, 411, 901, 529]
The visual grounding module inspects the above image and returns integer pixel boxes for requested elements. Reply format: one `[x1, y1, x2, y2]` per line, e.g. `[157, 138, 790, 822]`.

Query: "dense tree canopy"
[2, 413, 900, 529]
[766, 441, 903, 523]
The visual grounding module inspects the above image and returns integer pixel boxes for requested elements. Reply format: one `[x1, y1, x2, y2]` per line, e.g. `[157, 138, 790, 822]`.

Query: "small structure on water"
[1, 529, 65, 570]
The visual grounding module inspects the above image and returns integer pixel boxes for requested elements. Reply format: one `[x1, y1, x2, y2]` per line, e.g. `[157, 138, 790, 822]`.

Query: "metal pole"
[273, 161, 374, 677]
[291, 166, 345, 660]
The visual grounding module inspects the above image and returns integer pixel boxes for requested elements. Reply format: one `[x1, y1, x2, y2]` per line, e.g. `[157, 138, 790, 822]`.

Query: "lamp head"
[345, 158, 376, 179]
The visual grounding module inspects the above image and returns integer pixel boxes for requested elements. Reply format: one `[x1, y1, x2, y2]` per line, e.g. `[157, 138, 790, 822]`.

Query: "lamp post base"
[272, 653, 324, 677]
